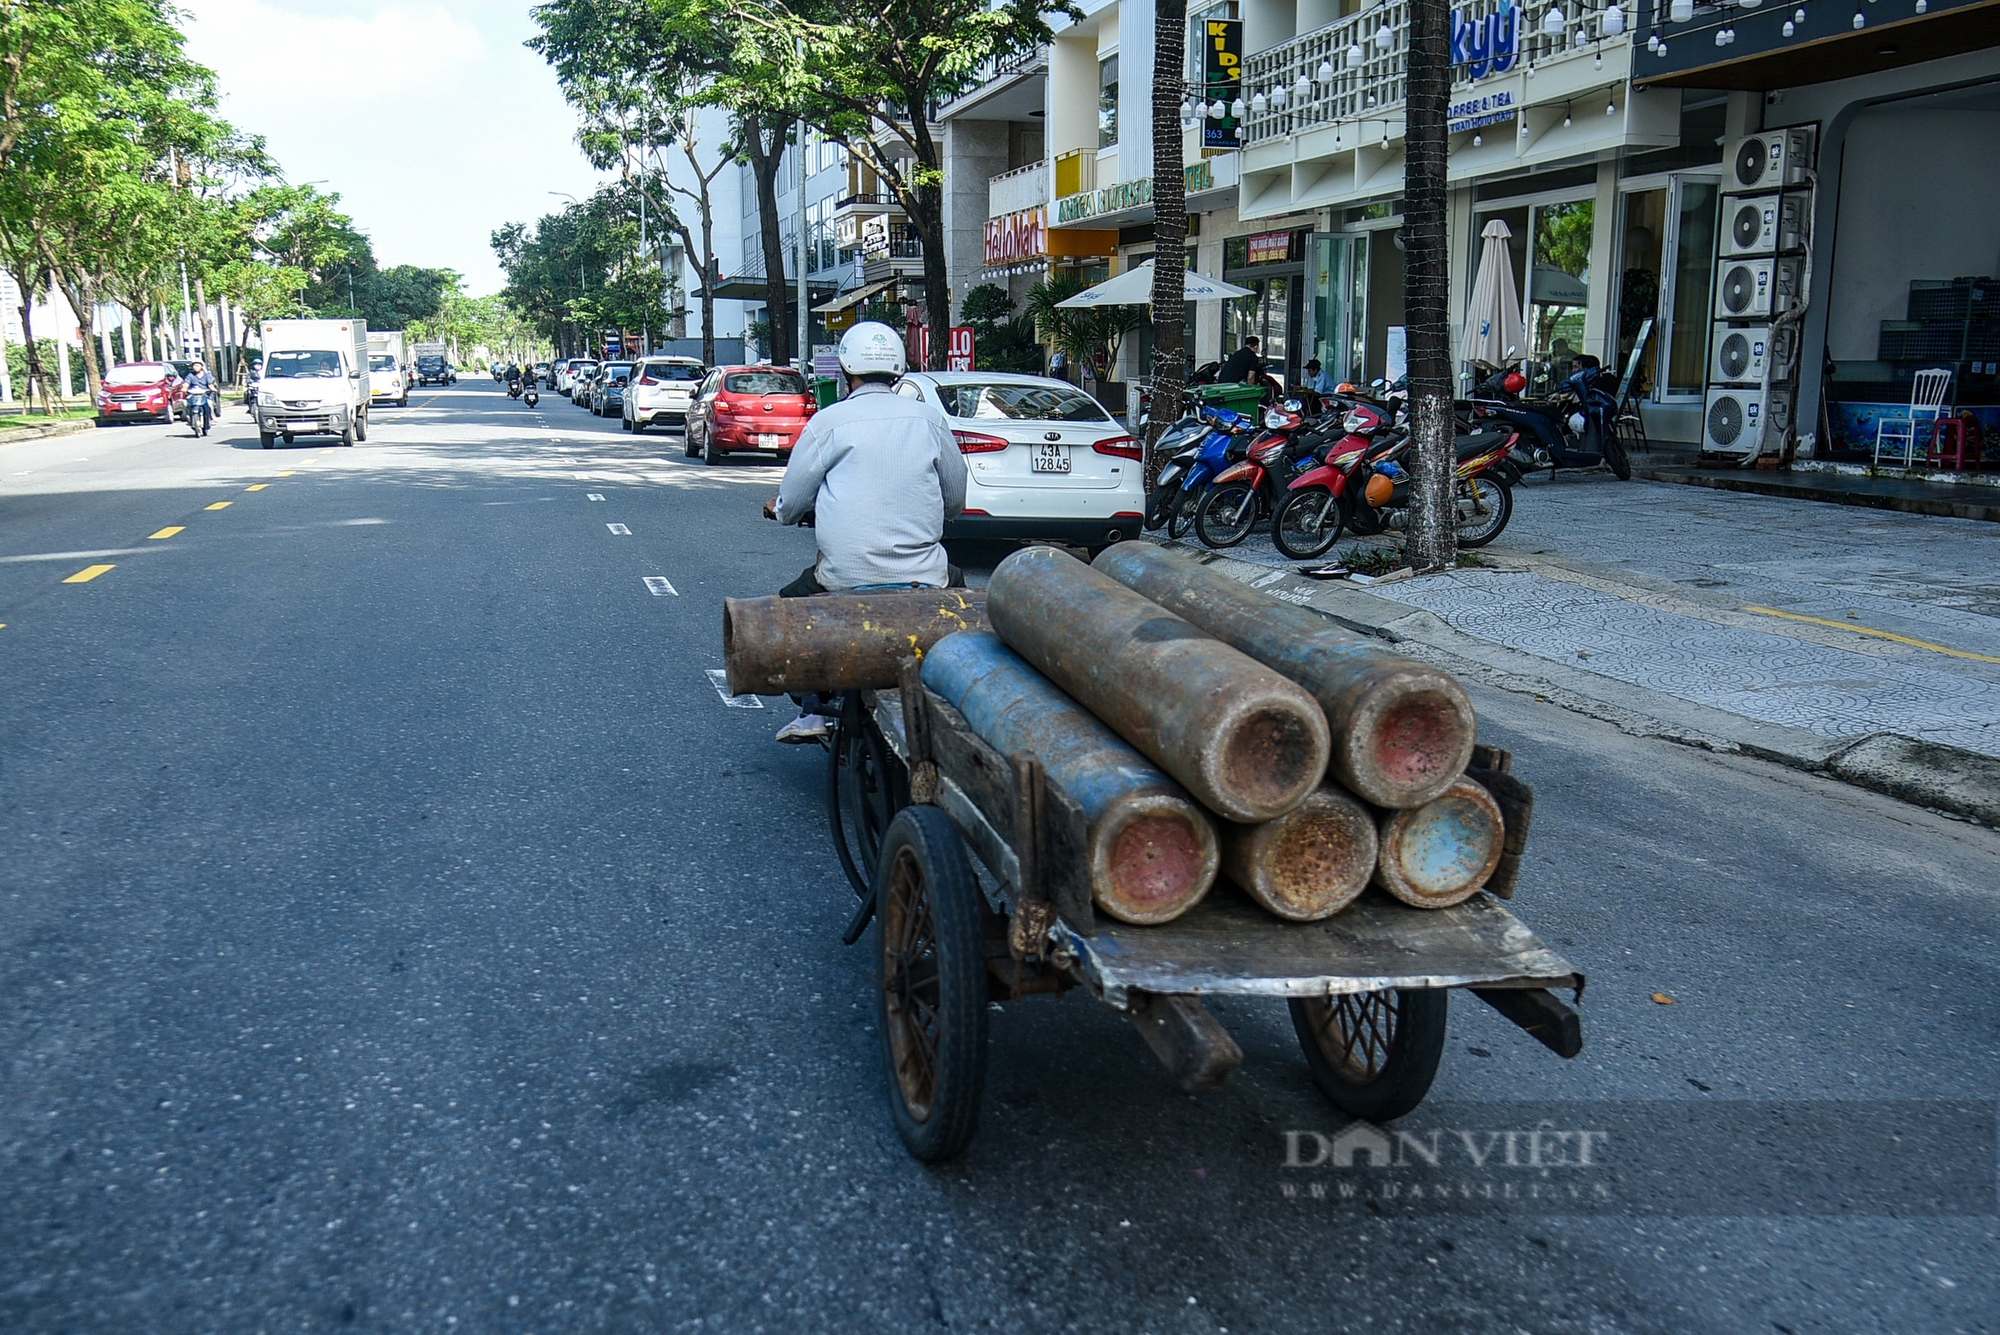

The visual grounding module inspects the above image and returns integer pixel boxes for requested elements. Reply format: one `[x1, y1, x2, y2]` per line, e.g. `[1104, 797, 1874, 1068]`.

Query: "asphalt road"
[3, 382, 1996, 1334]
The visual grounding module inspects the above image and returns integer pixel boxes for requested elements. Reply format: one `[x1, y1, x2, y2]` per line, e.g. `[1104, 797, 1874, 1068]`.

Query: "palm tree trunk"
[1402, 0, 1457, 573]
[1149, 0, 1189, 478]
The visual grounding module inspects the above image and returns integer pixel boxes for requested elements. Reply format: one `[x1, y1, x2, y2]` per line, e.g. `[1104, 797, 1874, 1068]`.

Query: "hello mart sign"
[1056, 161, 1216, 224]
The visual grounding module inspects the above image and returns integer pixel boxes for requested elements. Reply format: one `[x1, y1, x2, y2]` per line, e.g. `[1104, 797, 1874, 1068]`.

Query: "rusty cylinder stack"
[1090, 542, 1477, 809]
[984, 546, 1330, 823]
[722, 588, 986, 697]
[920, 631, 1220, 926]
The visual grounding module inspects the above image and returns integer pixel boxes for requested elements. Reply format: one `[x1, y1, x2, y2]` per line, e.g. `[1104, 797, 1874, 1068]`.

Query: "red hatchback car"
[95, 362, 188, 425]
[683, 365, 816, 465]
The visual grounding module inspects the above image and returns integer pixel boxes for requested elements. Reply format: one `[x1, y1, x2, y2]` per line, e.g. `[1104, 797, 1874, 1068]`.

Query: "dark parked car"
[590, 362, 635, 416]
[95, 362, 189, 425]
[684, 366, 815, 465]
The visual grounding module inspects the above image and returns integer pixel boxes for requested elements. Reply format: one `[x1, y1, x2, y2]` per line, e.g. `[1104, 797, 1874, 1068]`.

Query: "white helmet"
[837, 320, 908, 378]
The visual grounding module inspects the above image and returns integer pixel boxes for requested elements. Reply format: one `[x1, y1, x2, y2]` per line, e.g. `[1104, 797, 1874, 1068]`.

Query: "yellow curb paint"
[148, 527, 185, 540]
[245, 484, 268, 491]
[63, 564, 115, 583]
[1742, 605, 2000, 665]
[205, 501, 232, 511]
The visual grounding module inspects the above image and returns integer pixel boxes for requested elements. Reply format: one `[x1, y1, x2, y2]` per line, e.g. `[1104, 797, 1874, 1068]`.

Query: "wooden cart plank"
[1054, 883, 1582, 1008]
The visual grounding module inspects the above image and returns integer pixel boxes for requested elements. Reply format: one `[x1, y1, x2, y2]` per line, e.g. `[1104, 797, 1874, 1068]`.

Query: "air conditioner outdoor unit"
[1729, 127, 1815, 193]
[1702, 385, 1792, 457]
[1710, 322, 1797, 385]
[1715, 256, 1804, 320]
[1720, 192, 1808, 257]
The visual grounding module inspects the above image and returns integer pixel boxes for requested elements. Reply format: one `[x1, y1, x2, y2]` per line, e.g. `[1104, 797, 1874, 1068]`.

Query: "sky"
[181, 0, 610, 296]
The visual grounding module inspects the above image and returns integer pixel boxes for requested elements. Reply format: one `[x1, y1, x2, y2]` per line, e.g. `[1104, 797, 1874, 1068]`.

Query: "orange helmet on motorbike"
[1365, 472, 1396, 507]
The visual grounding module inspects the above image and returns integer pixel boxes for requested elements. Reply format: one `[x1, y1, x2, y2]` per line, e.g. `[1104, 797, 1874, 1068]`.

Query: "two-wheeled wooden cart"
[826, 664, 1584, 1162]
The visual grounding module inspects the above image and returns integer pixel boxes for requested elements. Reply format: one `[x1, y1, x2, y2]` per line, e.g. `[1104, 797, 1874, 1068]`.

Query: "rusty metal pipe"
[985, 547, 1329, 823]
[1221, 784, 1378, 922]
[1090, 542, 1476, 809]
[1372, 778, 1505, 909]
[721, 589, 986, 697]
[922, 631, 1219, 926]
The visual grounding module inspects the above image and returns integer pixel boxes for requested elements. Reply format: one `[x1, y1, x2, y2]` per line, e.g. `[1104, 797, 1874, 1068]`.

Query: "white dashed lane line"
[644, 576, 678, 597]
[705, 670, 764, 709]
[587, 493, 605, 501]
[606, 523, 631, 535]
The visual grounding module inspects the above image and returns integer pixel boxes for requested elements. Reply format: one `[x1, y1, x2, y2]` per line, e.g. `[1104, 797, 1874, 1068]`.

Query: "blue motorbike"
[1144, 404, 1257, 539]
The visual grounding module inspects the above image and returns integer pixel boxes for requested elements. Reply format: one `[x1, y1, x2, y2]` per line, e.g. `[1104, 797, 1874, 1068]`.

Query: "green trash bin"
[1196, 382, 1266, 418]
[811, 376, 841, 409]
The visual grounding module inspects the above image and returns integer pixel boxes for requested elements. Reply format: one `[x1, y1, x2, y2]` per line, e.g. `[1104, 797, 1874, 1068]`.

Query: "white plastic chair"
[1874, 368, 1952, 468]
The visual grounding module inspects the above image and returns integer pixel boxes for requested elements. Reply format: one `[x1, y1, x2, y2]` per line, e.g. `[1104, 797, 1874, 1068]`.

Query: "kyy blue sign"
[1451, 1, 1520, 80]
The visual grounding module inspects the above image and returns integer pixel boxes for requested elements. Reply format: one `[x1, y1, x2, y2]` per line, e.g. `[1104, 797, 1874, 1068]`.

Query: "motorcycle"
[1348, 427, 1521, 548]
[1472, 367, 1629, 481]
[1268, 400, 1402, 559]
[1142, 415, 1213, 532]
[1192, 399, 1332, 548]
[523, 382, 540, 407]
[506, 375, 523, 400]
[1150, 404, 1258, 540]
[185, 388, 213, 437]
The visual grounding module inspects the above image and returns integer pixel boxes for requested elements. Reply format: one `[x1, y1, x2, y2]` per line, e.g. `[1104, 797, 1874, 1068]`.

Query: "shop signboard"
[1447, 89, 1517, 134]
[1246, 231, 1293, 265]
[1054, 163, 1219, 226]
[1202, 18, 1243, 149]
[1450, 3, 1520, 80]
[984, 207, 1047, 266]
[947, 326, 975, 372]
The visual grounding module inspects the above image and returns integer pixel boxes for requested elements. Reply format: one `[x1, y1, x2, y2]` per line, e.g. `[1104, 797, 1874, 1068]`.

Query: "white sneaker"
[775, 714, 834, 744]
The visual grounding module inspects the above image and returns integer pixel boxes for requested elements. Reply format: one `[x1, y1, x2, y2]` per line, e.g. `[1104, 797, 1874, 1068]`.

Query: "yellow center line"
[63, 564, 115, 584]
[275, 471, 296, 477]
[1742, 604, 2000, 664]
[205, 501, 232, 511]
[245, 483, 268, 491]
[148, 527, 185, 540]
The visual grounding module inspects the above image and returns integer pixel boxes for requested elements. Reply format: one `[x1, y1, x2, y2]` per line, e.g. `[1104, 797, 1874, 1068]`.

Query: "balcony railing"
[989, 160, 1049, 217]
[836, 192, 902, 210]
[1242, 0, 1632, 146]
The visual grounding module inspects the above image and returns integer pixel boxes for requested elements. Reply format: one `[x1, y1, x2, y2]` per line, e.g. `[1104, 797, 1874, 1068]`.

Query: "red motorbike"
[1268, 401, 1399, 559]
[1191, 400, 1329, 548]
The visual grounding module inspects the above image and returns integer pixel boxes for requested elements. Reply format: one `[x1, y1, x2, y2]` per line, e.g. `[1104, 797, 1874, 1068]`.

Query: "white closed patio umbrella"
[1462, 219, 1526, 369]
[1055, 260, 1254, 308]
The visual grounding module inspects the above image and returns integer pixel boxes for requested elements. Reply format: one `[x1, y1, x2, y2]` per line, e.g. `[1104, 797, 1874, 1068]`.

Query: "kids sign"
[1450, 1, 1520, 80]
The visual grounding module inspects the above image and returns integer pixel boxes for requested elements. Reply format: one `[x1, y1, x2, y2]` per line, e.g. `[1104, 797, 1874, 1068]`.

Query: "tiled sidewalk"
[1192, 472, 2000, 758]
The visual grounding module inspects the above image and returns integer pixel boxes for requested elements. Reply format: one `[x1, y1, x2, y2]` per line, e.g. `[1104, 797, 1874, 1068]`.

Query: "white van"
[256, 319, 370, 448]
[367, 331, 410, 408]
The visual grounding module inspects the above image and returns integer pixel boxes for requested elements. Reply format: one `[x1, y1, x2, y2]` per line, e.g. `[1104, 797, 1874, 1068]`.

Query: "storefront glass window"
[1099, 56, 1119, 148]
[1667, 180, 1718, 396]
[1528, 199, 1593, 391]
[1617, 188, 1667, 397]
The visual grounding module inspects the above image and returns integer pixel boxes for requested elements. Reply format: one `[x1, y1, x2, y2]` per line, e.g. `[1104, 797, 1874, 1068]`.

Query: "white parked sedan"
[894, 372, 1147, 549]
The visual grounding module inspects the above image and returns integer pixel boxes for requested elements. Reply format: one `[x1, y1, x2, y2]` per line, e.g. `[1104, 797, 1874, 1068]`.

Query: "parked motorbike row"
[1142, 366, 1629, 559]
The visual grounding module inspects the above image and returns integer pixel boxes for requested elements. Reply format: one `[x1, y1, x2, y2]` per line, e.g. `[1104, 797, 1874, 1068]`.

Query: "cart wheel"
[875, 806, 989, 1162]
[827, 693, 904, 900]
[1290, 988, 1448, 1122]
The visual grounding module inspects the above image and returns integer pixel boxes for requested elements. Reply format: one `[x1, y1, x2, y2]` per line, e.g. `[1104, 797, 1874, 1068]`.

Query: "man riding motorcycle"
[761, 320, 968, 743]
[183, 361, 218, 436]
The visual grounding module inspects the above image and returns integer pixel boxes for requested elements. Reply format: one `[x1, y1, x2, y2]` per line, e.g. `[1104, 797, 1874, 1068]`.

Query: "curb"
[1634, 465, 2000, 524]
[0, 419, 94, 446]
[1152, 538, 2000, 830]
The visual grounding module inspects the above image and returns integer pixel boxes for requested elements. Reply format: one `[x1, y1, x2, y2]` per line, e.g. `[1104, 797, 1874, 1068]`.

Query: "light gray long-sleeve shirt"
[774, 382, 968, 589]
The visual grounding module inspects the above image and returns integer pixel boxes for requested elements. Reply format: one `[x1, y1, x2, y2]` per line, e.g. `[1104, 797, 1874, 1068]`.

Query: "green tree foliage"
[959, 284, 1042, 374]
[1024, 274, 1141, 378]
[493, 181, 669, 355]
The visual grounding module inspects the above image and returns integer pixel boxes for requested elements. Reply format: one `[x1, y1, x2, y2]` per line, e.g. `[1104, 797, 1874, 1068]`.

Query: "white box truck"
[255, 319, 370, 448]
[366, 331, 409, 408]
[413, 341, 453, 385]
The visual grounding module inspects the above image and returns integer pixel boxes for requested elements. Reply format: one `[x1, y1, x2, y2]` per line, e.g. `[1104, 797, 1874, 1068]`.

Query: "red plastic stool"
[1928, 415, 1983, 470]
